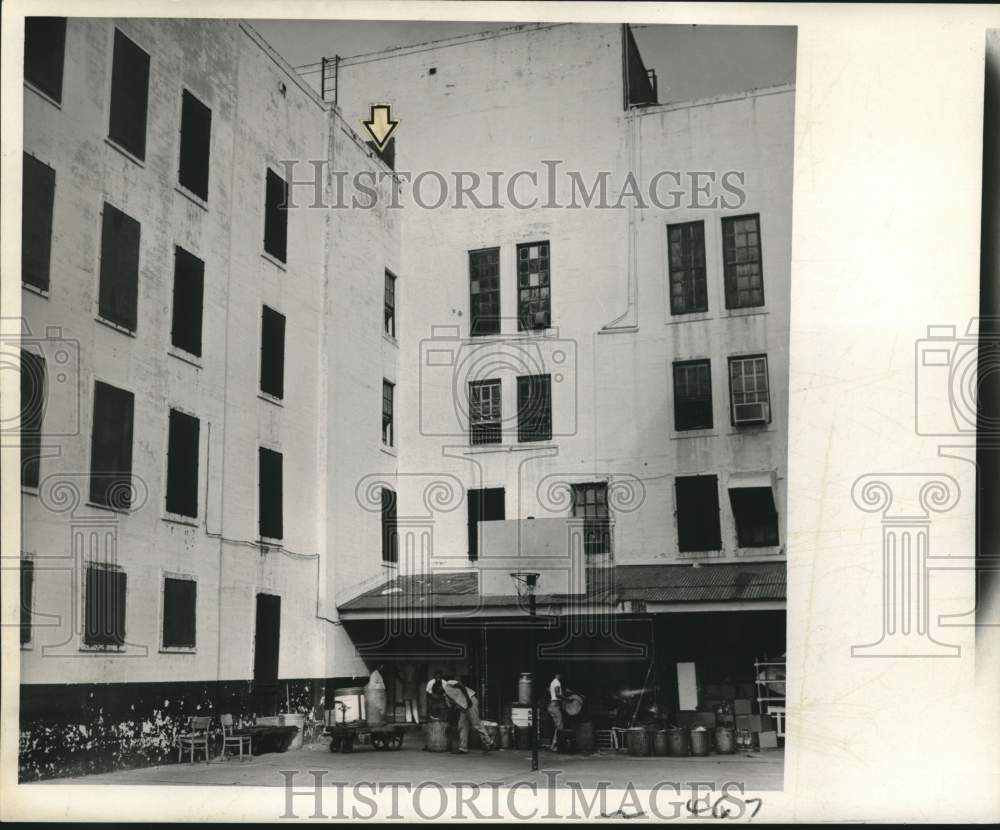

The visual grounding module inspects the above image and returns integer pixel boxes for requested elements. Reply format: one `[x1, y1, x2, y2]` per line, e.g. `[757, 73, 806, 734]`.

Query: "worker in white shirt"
[445, 677, 494, 754]
[548, 672, 564, 751]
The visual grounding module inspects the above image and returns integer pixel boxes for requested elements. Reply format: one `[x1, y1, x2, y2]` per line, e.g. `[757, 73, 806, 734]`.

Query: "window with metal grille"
[20, 350, 46, 489]
[162, 576, 196, 649]
[572, 482, 611, 555]
[258, 447, 283, 540]
[729, 355, 771, 424]
[170, 247, 204, 357]
[264, 168, 288, 262]
[166, 409, 199, 518]
[22, 154, 55, 292]
[381, 487, 398, 563]
[384, 270, 396, 337]
[675, 475, 722, 553]
[516, 374, 551, 442]
[382, 380, 394, 447]
[107, 29, 150, 160]
[89, 381, 134, 510]
[667, 221, 707, 314]
[469, 248, 500, 336]
[728, 487, 779, 548]
[673, 359, 713, 431]
[722, 214, 764, 309]
[469, 379, 501, 445]
[21, 559, 34, 646]
[84, 564, 126, 647]
[260, 306, 285, 399]
[178, 89, 212, 201]
[98, 202, 140, 331]
[24, 17, 67, 103]
[517, 241, 551, 330]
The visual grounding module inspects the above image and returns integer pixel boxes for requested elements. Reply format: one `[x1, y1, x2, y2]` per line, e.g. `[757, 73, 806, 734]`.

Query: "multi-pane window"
[258, 447, 283, 540]
[162, 576, 196, 649]
[469, 379, 501, 445]
[24, 17, 67, 103]
[382, 380, 394, 447]
[517, 241, 550, 331]
[165, 409, 199, 519]
[21, 559, 34, 646]
[171, 247, 204, 357]
[673, 359, 713, 431]
[22, 154, 55, 293]
[84, 564, 126, 648]
[729, 355, 771, 424]
[20, 350, 46, 489]
[469, 248, 500, 336]
[89, 381, 134, 510]
[516, 374, 552, 443]
[722, 214, 764, 309]
[263, 168, 288, 263]
[107, 29, 150, 161]
[572, 482, 611, 555]
[729, 487, 779, 548]
[98, 202, 141, 331]
[178, 90, 212, 201]
[381, 487, 398, 564]
[675, 475, 722, 553]
[667, 221, 707, 314]
[260, 306, 285, 399]
[384, 270, 396, 337]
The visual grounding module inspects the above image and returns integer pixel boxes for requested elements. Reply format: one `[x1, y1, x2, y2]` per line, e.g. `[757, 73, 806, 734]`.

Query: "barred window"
[384, 270, 396, 337]
[572, 482, 611, 555]
[516, 374, 551, 442]
[667, 221, 707, 314]
[673, 359, 713, 431]
[469, 248, 500, 336]
[722, 214, 764, 309]
[382, 380, 394, 447]
[517, 241, 550, 331]
[469, 379, 501, 445]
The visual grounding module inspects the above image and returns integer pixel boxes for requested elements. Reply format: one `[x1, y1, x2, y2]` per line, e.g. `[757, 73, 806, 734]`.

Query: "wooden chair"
[176, 716, 211, 763]
[220, 714, 252, 761]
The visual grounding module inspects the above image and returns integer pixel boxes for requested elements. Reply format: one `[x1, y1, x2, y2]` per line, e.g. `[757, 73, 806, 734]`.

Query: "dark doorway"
[468, 487, 505, 560]
[253, 593, 281, 682]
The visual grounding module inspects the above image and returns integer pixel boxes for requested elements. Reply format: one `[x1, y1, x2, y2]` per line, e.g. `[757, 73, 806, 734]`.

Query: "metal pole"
[530, 588, 538, 772]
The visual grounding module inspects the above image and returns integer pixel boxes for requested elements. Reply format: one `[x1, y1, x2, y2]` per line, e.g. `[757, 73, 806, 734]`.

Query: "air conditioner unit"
[733, 402, 769, 424]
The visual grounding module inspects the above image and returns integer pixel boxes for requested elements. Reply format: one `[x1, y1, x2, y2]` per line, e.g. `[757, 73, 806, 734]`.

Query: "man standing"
[547, 672, 564, 751]
[425, 669, 448, 722]
[445, 677, 494, 754]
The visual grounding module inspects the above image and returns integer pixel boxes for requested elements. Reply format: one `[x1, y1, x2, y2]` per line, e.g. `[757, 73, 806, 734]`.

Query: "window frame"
[258, 446, 284, 541]
[97, 201, 141, 333]
[263, 167, 289, 264]
[728, 354, 772, 425]
[728, 486, 780, 549]
[160, 573, 197, 652]
[20, 557, 35, 647]
[667, 221, 708, 315]
[22, 153, 56, 294]
[20, 349, 46, 489]
[165, 407, 200, 520]
[23, 16, 67, 105]
[516, 240, 551, 332]
[170, 246, 205, 358]
[672, 358, 713, 432]
[82, 561, 127, 650]
[516, 373, 552, 443]
[382, 380, 395, 447]
[381, 487, 398, 564]
[469, 247, 501, 337]
[674, 474, 722, 554]
[571, 482, 611, 556]
[259, 305, 286, 400]
[721, 213, 765, 310]
[106, 27, 151, 162]
[88, 380, 134, 511]
[384, 269, 397, 338]
[469, 378, 502, 445]
[177, 88, 212, 202]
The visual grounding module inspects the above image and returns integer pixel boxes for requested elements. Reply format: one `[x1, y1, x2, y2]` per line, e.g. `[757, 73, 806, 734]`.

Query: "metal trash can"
[626, 727, 651, 757]
[653, 729, 669, 756]
[689, 727, 711, 756]
[425, 720, 449, 752]
[714, 726, 735, 754]
[666, 727, 689, 756]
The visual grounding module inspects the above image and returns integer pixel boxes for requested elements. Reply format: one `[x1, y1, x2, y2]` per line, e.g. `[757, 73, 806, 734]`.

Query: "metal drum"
[518, 673, 533, 705]
[714, 726, 735, 754]
[666, 727, 689, 757]
[425, 720, 449, 752]
[626, 727, 651, 756]
[689, 728, 711, 756]
[653, 729, 669, 756]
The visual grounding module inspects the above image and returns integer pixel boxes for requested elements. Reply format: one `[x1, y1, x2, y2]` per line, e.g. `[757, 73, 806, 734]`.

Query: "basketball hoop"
[510, 571, 540, 605]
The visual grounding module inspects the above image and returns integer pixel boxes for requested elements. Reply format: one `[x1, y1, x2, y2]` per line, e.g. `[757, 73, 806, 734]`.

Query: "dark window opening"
[89, 381, 134, 510]
[668, 221, 707, 314]
[253, 593, 281, 681]
[675, 475, 722, 553]
[624, 25, 657, 108]
[382, 380, 394, 447]
[469, 379, 501, 445]
[729, 487, 779, 548]
[572, 482, 611, 555]
[107, 28, 150, 160]
[22, 154, 55, 292]
[21, 559, 34, 646]
[381, 487, 398, 564]
[366, 137, 395, 170]
[258, 447, 283, 540]
[260, 306, 285, 399]
[722, 214, 764, 309]
[170, 247, 204, 357]
[162, 577, 196, 648]
[673, 359, 713, 431]
[468, 487, 505, 561]
[729, 355, 771, 425]
[20, 350, 46, 489]
[98, 202, 140, 331]
[178, 89, 212, 200]
[469, 248, 500, 336]
[84, 564, 126, 647]
[166, 409, 199, 518]
[263, 168, 288, 263]
[24, 17, 67, 103]
[384, 270, 396, 337]
[517, 374, 552, 443]
[517, 241, 550, 331]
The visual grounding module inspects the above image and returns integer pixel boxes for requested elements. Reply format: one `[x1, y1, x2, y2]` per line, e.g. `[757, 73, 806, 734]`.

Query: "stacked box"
[733, 699, 753, 715]
[758, 731, 779, 749]
[735, 714, 774, 733]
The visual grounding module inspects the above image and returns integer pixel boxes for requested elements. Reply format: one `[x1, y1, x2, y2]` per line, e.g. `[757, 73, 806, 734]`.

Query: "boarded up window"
[381, 487, 398, 563]
[467, 487, 504, 561]
[89, 381, 134, 510]
[98, 202, 140, 331]
[20, 350, 46, 489]
[469, 379, 501, 445]
[673, 359, 713, 431]
[178, 90, 211, 200]
[469, 248, 500, 336]
[258, 447, 283, 539]
[107, 29, 150, 160]
[162, 577, 196, 648]
[722, 214, 765, 309]
[667, 221, 707, 315]
[24, 17, 67, 103]
[729, 487, 779, 548]
[517, 241, 551, 331]
[675, 475, 721, 553]
[84, 565, 126, 647]
[260, 306, 285, 399]
[253, 593, 281, 681]
[166, 409, 199, 518]
[517, 374, 552, 442]
[263, 169, 288, 262]
[21, 559, 34, 646]
[22, 154, 55, 292]
[170, 247, 204, 357]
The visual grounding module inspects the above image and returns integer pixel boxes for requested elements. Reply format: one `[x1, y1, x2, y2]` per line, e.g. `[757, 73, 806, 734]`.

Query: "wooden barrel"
[575, 721, 595, 752]
[425, 720, 449, 752]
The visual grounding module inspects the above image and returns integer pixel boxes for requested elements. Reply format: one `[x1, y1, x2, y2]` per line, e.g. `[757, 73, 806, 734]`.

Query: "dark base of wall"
[18, 677, 322, 782]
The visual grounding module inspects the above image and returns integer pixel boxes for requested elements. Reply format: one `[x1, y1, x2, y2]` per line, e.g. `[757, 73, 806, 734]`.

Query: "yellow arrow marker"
[362, 104, 399, 151]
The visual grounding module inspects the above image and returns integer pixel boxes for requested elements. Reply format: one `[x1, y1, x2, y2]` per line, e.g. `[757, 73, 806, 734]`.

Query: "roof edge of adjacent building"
[634, 82, 796, 117]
